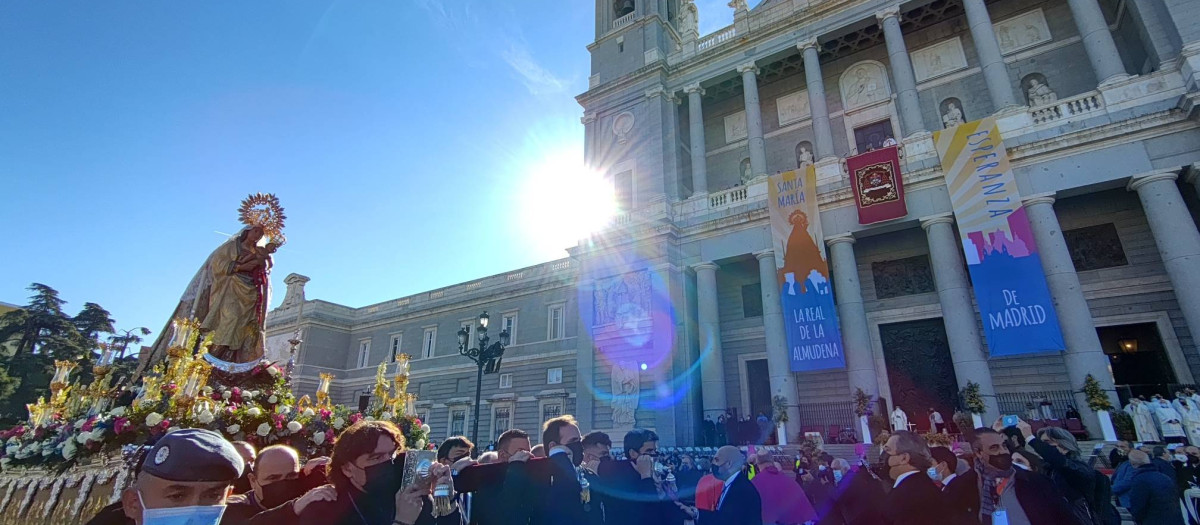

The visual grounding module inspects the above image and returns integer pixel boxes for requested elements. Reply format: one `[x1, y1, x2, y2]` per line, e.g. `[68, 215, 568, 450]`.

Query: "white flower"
[42, 447, 54, 457]
[415, 439, 426, 450]
[380, 412, 392, 420]
[226, 424, 241, 435]
[61, 440, 77, 460]
[76, 434, 89, 444]
[256, 423, 271, 437]
[167, 426, 181, 434]
[197, 410, 214, 424]
[277, 406, 291, 415]
[109, 406, 126, 417]
[364, 416, 375, 422]
[302, 408, 315, 417]
[420, 424, 431, 434]
[249, 390, 260, 399]
[222, 391, 232, 400]
[145, 412, 164, 427]
[1, 458, 10, 466]
[267, 367, 280, 377]
[247, 407, 262, 417]
[287, 421, 303, 433]
[312, 432, 326, 445]
[201, 386, 213, 395]
[74, 418, 88, 429]
[332, 417, 345, 429]
[268, 395, 278, 404]
[90, 428, 105, 441]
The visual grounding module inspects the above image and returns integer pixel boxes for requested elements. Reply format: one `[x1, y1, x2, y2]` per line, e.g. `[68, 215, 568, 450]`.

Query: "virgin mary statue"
[138, 194, 286, 376]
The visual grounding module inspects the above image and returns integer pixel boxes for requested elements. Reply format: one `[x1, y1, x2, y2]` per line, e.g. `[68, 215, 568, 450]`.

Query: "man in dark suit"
[676, 445, 763, 525]
[929, 446, 975, 525]
[967, 427, 1077, 525]
[817, 458, 884, 525]
[595, 428, 678, 525]
[879, 431, 941, 525]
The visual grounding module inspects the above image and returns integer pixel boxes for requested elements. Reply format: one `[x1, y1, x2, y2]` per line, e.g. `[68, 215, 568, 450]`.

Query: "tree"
[108, 327, 152, 359]
[74, 302, 115, 350]
[0, 283, 77, 357]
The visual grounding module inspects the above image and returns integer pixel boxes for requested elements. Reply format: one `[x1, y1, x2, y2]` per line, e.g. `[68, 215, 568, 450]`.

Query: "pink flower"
[113, 417, 130, 435]
[349, 413, 362, 424]
[325, 429, 335, 442]
[413, 418, 422, 427]
[319, 408, 331, 420]
[81, 417, 97, 432]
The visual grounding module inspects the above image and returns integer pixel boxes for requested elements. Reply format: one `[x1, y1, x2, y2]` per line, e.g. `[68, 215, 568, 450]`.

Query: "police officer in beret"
[118, 428, 246, 525]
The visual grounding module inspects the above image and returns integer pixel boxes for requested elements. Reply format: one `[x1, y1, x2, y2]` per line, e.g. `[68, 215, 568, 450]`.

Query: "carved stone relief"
[264, 333, 293, 365]
[611, 361, 640, 427]
[593, 270, 652, 327]
[840, 61, 891, 110]
[994, 9, 1051, 55]
[910, 37, 968, 83]
[776, 90, 811, 126]
[724, 110, 748, 143]
[612, 111, 636, 145]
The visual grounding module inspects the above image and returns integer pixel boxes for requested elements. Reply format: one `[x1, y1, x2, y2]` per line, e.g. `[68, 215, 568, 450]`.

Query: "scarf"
[975, 457, 1015, 522]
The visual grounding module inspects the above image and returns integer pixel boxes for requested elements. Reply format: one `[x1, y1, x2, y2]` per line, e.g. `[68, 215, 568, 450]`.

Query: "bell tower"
[589, 0, 679, 89]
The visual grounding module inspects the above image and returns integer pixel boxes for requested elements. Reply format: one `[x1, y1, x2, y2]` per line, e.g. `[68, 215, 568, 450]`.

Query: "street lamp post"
[458, 311, 509, 451]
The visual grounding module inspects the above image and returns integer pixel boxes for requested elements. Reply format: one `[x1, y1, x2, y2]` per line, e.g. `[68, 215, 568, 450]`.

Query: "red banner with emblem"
[846, 146, 907, 224]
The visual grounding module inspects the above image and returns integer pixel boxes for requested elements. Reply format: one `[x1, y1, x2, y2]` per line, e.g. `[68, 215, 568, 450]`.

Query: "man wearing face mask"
[117, 429, 246, 525]
[877, 431, 940, 525]
[231, 441, 257, 495]
[967, 427, 1075, 525]
[930, 447, 974, 525]
[578, 431, 612, 525]
[437, 437, 475, 466]
[220, 445, 337, 525]
[674, 446, 761, 525]
[530, 415, 587, 524]
[296, 420, 453, 525]
[595, 428, 677, 525]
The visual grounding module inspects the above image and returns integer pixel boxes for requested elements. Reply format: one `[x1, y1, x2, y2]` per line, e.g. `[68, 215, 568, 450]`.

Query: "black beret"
[142, 429, 245, 482]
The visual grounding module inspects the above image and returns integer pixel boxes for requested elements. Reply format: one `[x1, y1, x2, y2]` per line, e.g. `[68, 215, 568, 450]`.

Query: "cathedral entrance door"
[880, 318, 960, 433]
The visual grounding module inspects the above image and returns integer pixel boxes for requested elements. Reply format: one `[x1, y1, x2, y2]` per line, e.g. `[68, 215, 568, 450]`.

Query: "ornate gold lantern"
[316, 373, 334, 409]
[50, 360, 78, 394]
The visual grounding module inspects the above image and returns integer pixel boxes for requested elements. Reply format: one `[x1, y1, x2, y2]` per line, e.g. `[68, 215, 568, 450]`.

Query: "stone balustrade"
[612, 12, 635, 31]
[1029, 91, 1105, 124]
[698, 25, 736, 52]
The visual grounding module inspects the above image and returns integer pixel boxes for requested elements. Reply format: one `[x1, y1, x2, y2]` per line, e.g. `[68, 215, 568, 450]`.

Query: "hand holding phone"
[1002, 415, 1019, 428]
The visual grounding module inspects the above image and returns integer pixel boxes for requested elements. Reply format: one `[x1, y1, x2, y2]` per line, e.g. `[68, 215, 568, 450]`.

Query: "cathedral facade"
[270, 0, 1200, 446]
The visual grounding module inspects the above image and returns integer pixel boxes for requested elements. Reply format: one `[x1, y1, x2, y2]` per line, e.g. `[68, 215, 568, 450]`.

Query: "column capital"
[825, 234, 856, 247]
[753, 249, 776, 261]
[797, 37, 820, 53]
[683, 82, 706, 96]
[875, 5, 902, 23]
[692, 261, 720, 272]
[736, 61, 759, 75]
[1021, 192, 1057, 208]
[1186, 162, 1200, 185]
[644, 85, 677, 103]
[919, 213, 955, 230]
[1128, 169, 1181, 192]
[581, 113, 597, 124]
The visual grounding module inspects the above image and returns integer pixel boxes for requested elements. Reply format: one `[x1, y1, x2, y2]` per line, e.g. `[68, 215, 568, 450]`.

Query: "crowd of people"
[85, 412, 1194, 525]
[699, 410, 777, 446]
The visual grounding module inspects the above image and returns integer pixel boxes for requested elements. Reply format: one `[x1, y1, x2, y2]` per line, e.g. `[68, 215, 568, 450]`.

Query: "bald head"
[255, 446, 300, 477]
[713, 446, 746, 479]
[231, 441, 256, 467]
[1129, 450, 1150, 467]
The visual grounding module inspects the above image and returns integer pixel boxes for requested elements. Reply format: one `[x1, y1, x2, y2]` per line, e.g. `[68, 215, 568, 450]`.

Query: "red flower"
[113, 417, 131, 435]
[413, 418, 422, 427]
[349, 413, 362, 425]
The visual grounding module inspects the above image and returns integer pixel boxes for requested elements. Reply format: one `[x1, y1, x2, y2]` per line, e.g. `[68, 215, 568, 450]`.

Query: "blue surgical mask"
[926, 467, 942, 482]
[139, 491, 226, 525]
[833, 470, 844, 483]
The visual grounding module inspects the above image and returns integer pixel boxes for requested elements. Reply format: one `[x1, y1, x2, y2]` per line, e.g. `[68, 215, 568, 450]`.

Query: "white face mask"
[139, 490, 227, 525]
[926, 467, 942, 482]
[1176, 454, 1190, 463]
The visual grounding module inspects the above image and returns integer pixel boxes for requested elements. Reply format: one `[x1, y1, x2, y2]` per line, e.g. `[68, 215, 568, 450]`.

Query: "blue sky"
[0, 0, 750, 341]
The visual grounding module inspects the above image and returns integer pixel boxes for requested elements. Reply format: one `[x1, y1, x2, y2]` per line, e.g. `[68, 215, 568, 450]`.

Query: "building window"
[548, 305, 565, 340]
[614, 171, 634, 212]
[389, 333, 403, 362]
[499, 373, 513, 389]
[502, 313, 518, 345]
[449, 409, 466, 437]
[742, 283, 763, 318]
[1063, 223, 1128, 271]
[542, 402, 562, 423]
[356, 340, 371, 368]
[853, 119, 896, 153]
[423, 327, 437, 359]
[871, 255, 936, 299]
[547, 367, 563, 385]
[493, 405, 512, 439]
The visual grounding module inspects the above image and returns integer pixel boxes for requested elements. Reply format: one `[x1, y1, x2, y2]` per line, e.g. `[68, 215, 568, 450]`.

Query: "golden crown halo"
[238, 193, 287, 244]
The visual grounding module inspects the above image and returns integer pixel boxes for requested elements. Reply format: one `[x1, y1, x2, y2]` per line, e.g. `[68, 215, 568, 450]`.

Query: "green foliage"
[1113, 410, 1136, 441]
[959, 381, 986, 414]
[853, 388, 873, 417]
[772, 395, 789, 424]
[1083, 374, 1114, 412]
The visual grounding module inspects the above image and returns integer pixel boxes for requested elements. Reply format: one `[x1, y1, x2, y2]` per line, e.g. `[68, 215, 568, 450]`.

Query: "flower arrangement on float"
[0, 318, 432, 471]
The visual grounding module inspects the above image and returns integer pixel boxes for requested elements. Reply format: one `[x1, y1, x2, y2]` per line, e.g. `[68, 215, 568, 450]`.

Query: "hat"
[142, 429, 245, 482]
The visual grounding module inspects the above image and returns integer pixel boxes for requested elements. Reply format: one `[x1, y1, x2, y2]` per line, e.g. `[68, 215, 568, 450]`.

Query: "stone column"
[920, 215, 999, 423]
[756, 250, 801, 440]
[961, 0, 1019, 109]
[694, 262, 729, 418]
[1066, 0, 1128, 83]
[826, 236, 880, 400]
[877, 6, 927, 137]
[798, 38, 836, 160]
[1129, 171, 1200, 354]
[1022, 194, 1116, 435]
[738, 62, 767, 178]
[685, 84, 709, 196]
[1187, 164, 1200, 200]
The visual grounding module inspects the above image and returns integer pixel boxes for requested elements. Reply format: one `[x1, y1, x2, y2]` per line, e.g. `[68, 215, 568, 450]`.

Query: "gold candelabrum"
[25, 397, 52, 427]
[49, 360, 78, 395]
[316, 373, 334, 408]
[387, 354, 414, 416]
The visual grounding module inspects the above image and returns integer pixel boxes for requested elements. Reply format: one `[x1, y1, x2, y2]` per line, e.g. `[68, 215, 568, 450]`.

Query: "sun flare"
[518, 150, 616, 254]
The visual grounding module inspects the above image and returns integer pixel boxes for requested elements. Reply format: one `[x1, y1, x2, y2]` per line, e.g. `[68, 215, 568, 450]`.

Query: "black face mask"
[873, 453, 894, 483]
[988, 453, 1014, 471]
[711, 463, 723, 477]
[566, 442, 585, 466]
[259, 477, 304, 509]
[360, 457, 402, 502]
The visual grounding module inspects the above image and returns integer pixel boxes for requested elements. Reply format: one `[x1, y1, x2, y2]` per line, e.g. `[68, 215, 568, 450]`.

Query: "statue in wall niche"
[611, 362, 640, 427]
[942, 102, 964, 129]
[797, 146, 814, 167]
[1027, 78, 1058, 106]
[740, 158, 753, 185]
